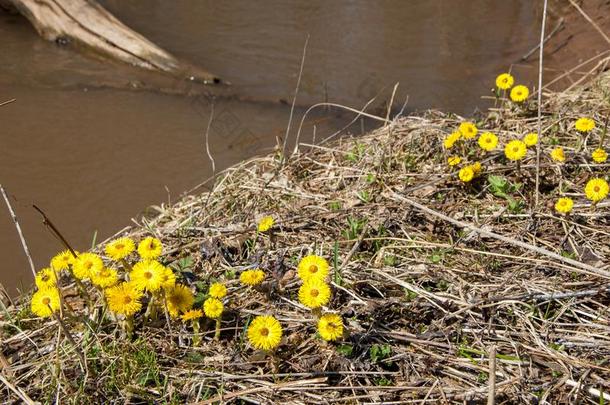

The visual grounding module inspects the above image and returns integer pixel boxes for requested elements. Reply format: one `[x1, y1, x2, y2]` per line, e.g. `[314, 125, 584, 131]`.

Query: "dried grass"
[1, 72, 610, 404]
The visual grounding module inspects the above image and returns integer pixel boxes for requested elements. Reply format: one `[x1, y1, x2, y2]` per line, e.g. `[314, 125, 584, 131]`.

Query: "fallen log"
[4, 0, 221, 84]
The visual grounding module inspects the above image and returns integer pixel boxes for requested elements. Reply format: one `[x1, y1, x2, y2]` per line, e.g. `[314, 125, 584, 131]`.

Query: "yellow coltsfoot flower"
[51, 250, 76, 271]
[257, 215, 274, 232]
[91, 267, 119, 289]
[35, 268, 57, 289]
[203, 297, 224, 319]
[298, 279, 331, 309]
[458, 166, 475, 183]
[137, 236, 163, 260]
[181, 309, 203, 322]
[591, 148, 608, 163]
[522, 132, 538, 147]
[550, 146, 566, 163]
[459, 122, 478, 139]
[554, 197, 574, 214]
[73, 252, 103, 280]
[165, 284, 194, 318]
[317, 313, 344, 341]
[130, 260, 166, 292]
[504, 140, 527, 161]
[106, 282, 144, 316]
[208, 282, 227, 299]
[297, 255, 329, 282]
[584, 178, 609, 203]
[105, 237, 135, 261]
[240, 269, 265, 286]
[443, 131, 461, 149]
[247, 315, 282, 351]
[574, 117, 595, 133]
[447, 156, 461, 166]
[478, 132, 498, 151]
[495, 73, 514, 90]
[31, 287, 61, 318]
[510, 85, 529, 103]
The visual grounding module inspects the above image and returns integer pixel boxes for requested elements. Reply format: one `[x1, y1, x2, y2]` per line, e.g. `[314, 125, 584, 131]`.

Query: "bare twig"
[0, 185, 36, 278]
[488, 345, 496, 405]
[535, 0, 548, 208]
[0, 99, 16, 107]
[203, 101, 216, 174]
[568, 0, 610, 46]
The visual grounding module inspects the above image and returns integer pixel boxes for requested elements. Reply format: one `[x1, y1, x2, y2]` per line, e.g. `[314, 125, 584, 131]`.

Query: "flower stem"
[192, 320, 201, 345]
[214, 318, 221, 341]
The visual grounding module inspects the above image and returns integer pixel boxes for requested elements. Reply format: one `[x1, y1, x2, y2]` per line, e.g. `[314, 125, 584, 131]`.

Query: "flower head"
[160, 266, 176, 290]
[247, 315, 282, 351]
[317, 313, 344, 341]
[298, 279, 331, 309]
[554, 197, 574, 214]
[181, 309, 203, 322]
[443, 131, 461, 149]
[31, 287, 61, 318]
[297, 255, 329, 282]
[550, 147, 566, 163]
[459, 122, 478, 139]
[137, 237, 162, 260]
[106, 282, 143, 316]
[504, 140, 527, 161]
[510, 85, 529, 102]
[105, 237, 135, 261]
[257, 216, 274, 232]
[165, 284, 194, 318]
[73, 252, 103, 280]
[35, 268, 57, 289]
[584, 178, 609, 203]
[447, 156, 461, 166]
[208, 282, 227, 299]
[523, 132, 538, 147]
[240, 269, 265, 286]
[130, 260, 165, 292]
[203, 297, 224, 319]
[51, 250, 76, 271]
[574, 117, 595, 133]
[592, 148, 608, 163]
[478, 132, 498, 151]
[91, 267, 119, 288]
[458, 166, 475, 183]
[495, 73, 514, 90]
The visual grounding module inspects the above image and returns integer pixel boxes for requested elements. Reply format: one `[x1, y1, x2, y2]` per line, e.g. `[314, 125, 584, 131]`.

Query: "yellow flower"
[240, 269, 265, 286]
[510, 85, 529, 102]
[130, 260, 165, 292]
[523, 132, 538, 147]
[554, 197, 574, 214]
[574, 117, 595, 133]
[477, 132, 498, 151]
[181, 309, 203, 322]
[247, 315, 282, 351]
[458, 166, 475, 183]
[504, 140, 527, 161]
[209, 282, 227, 299]
[203, 297, 224, 319]
[471, 162, 482, 176]
[105, 237, 135, 261]
[137, 236, 162, 260]
[298, 279, 331, 309]
[592, 148, 608, 163]
[106, 282, 143, 316]
[165, 284, 194, 318]
[35, 268, 57, 289]
[584, 178, 609, 203]
[91, 267, 119, 288]
[447, 156, 461, 166]
[73, 252, 103, 280]
[443, 131, 461, 149]
[257, 216, 274, 232]
[495, 73, 514, 90]
[459, 122, 478, 139]
[31, 287, 61, 318]
[51, 250, 76, 271]
[160, 266, 176, 290]
[297, 255, 330, 282]
[550, 147, 566, 163]
[317, 313, 344, 341]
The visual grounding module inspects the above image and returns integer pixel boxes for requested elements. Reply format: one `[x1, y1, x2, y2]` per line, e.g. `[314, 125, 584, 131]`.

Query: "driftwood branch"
[6, 0, 221, 84]
[0, 185, 36, 279]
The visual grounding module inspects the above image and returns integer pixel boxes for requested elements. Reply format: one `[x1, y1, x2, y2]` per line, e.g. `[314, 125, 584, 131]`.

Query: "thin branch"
[0, 99, 16, 107]
[0, 185, 36, 278]
[568, 0, 610, 46]
[535, 0, 548, 208]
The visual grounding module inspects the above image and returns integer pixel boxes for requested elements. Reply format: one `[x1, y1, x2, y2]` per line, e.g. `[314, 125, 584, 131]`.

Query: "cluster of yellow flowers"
[495, 72, 529, 103]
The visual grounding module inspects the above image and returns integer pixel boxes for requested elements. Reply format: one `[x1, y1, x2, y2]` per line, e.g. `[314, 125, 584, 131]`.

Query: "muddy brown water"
[0, 1, 542, 295]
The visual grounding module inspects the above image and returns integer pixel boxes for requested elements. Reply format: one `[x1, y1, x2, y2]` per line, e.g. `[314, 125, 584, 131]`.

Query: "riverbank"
[2, 65, 609, 403]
